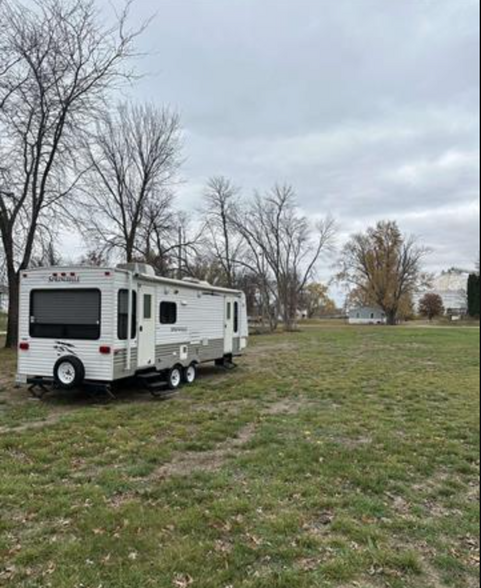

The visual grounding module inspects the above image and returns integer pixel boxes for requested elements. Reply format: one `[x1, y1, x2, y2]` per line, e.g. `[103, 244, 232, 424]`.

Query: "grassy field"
[0, 325, 479, 588]
[0, 313, 6, 333]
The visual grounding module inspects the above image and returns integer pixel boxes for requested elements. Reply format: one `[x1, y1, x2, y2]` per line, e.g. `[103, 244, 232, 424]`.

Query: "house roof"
[348, 306, 384, 313]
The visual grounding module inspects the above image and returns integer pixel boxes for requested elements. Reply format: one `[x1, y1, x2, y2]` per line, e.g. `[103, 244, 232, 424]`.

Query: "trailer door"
[224, 297, 235, 355]
[138, 286, 156, 367]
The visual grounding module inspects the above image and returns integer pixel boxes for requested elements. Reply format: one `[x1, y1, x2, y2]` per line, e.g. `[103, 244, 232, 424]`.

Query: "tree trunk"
[126, 242, 134, 264]
[386, 310, 397, 326]
[281, 287, 298, 332]
[5, 272, 19, 348]
[263, 296, 277, 332]
[282, 304, 297, 331]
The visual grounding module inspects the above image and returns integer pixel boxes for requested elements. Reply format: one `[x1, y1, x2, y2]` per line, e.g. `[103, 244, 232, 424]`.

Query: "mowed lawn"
[0, 326, 479, 588]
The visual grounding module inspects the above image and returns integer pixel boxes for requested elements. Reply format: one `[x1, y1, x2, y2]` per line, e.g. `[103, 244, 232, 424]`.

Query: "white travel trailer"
[16, 264, 248, 397]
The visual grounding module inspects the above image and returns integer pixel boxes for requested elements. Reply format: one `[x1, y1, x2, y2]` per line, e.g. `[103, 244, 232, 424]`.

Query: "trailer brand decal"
[49, 275, 80, 283]
[54, 342, 78, 357]
[171, 327, 188, 333]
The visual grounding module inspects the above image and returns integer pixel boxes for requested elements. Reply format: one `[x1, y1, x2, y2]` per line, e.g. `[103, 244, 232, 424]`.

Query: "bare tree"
[339, 220, 430, 325]
[30, 240, 63, 268]
[202, 176, 243, 288]
[0, 0, 142, 347]
[78, 250, 109, 267]
[232, 185, 336, 331]
[141, 210, 205, 278]
[79, 102, 182, 263]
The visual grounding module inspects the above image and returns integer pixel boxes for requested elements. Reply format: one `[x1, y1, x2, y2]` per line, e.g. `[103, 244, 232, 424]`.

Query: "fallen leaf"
[173, 573, 194, 587]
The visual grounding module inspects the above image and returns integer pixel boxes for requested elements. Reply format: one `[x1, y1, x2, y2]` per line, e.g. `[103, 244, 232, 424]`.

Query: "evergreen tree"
[467, 274, 480, 317]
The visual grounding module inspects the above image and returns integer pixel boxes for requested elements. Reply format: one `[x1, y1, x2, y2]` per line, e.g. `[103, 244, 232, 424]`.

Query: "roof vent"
[183, 277, 211, 287]
[117, 263, 156, 277]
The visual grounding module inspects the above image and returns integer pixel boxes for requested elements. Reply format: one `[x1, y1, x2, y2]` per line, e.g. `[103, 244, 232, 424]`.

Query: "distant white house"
[348, 307, 386, 325]
[414, 269, 469, 316]
[0, 285, 8, 313]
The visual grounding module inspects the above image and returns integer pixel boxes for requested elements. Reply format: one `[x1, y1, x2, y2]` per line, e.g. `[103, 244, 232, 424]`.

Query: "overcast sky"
[65, 0, 480, 277]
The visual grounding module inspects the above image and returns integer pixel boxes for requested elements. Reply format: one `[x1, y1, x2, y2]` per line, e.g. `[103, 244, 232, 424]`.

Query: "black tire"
[53, 356, 85, 390]
[167, 366, 183, 391]
[183, 363, 197, 385]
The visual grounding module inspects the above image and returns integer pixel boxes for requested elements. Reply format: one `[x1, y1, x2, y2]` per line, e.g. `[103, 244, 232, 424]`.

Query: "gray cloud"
[82, 0, 480, 275]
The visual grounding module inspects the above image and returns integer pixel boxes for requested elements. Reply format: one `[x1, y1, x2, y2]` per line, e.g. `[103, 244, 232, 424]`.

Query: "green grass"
[0, 325, 479, 587]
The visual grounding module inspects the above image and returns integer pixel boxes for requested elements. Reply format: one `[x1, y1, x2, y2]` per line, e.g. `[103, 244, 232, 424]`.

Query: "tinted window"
[144, 294, 152, 319]
[227, 302, 232, 321]
[234, 302, 239, 333]
[30, 289, 101, 340]
[160, 302, 177, 325]
[118, 290, 137, 340]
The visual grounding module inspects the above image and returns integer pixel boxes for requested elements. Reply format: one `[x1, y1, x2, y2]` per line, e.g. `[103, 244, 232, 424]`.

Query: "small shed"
[348, 307, 386, 325]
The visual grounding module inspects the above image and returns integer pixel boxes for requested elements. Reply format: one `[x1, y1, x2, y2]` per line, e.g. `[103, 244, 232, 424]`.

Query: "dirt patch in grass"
[264, 397, 312, 415]
[0, 412, 67, 435]
[152, 423, 257, 479]
[243, 341, 298, 371]
[153, 446, 236, 479]
[467, 478, 480, 503]
[334, 435, 374, 450]
[336, 583, 381, 588]
[421, 560, 474, 588]
[153, 398, 309, 480]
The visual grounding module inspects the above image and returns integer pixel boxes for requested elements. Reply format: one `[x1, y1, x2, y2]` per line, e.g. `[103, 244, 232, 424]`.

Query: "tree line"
[0, 0, 449, 348]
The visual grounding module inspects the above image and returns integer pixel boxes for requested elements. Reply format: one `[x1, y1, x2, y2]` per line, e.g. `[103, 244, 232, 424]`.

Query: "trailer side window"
[234, 301, 239, 333]
[160, 302, 177, 325]
[118, 290, 137, 340]
[143, 294, 152, 320]
[30, 289, 101, 340]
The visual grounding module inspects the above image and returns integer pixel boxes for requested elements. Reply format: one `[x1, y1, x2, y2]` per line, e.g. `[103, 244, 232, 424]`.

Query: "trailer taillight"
[99, 346, 112, 355]
[19, 342, 30, 351]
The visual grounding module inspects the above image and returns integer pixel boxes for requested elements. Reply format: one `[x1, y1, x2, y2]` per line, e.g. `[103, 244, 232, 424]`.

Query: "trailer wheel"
[54, 356, 85, 390]
[183, 363, 197, 385]
[167, 366, 183, 391]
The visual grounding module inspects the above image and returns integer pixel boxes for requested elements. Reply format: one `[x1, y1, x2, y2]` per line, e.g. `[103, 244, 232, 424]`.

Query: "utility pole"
[178, 226, 183, 280]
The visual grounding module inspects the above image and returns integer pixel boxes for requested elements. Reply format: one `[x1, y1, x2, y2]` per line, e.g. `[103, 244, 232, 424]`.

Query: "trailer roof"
[24, 266, 244, 296]
[136, 274, 243, 296]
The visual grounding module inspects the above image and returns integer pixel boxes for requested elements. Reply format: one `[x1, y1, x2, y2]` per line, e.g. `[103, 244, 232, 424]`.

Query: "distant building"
[414, 269, 469, 316]
[0, 285, 8, 313]
[348, 307, 386, 325]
